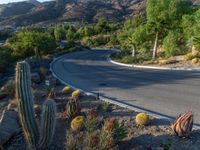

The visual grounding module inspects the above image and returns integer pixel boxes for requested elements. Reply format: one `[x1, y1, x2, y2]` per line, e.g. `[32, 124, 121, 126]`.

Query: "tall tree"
[146, 0, 193, 59]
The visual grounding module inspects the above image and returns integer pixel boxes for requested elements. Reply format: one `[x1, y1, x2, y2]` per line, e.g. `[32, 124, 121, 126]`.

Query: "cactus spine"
[16, 61, 39, 148]
[16, 61, 57, 149]
[39, 99, 56, 148]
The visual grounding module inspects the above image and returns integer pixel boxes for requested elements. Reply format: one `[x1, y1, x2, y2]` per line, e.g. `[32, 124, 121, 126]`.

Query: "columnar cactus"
[16, 61, 39, 148]
[39, 99, 56, 148]
[16, 61, 57, 149]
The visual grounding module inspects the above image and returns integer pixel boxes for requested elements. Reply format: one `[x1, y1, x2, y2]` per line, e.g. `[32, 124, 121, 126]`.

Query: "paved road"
[51, 49, 200, 126]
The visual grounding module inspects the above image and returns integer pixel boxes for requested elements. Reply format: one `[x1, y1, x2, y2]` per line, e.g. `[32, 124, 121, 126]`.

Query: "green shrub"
[119, 56, 143, 64]
[194, 36, 200, 50]
[163, 32, 178, 58]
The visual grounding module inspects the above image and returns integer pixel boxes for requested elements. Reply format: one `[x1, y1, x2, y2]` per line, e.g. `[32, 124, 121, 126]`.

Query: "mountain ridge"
[0, 0, 199, 28]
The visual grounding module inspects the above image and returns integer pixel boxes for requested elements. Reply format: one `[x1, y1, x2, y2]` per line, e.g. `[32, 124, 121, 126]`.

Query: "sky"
[0, 0, 52, 4]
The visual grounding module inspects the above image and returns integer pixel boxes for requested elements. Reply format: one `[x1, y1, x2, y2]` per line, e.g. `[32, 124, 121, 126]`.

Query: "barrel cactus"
[16, 61, 57, 149]
[71, 116, 84, 131]
[135, 113, 149, 126]
[62, 86, 72, 93]
[71, 90, 81, 100]
[171, 111, 193, 137]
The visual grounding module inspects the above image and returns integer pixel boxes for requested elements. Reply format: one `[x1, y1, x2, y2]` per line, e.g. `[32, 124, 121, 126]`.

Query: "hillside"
[0, 0, 199, 27]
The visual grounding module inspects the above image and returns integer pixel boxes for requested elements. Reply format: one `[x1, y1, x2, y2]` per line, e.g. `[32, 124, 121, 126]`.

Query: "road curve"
[51, 49, 200, 126]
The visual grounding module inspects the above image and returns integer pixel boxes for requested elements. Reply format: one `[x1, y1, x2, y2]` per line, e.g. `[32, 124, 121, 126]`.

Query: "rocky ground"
[0, 56, 200, 150]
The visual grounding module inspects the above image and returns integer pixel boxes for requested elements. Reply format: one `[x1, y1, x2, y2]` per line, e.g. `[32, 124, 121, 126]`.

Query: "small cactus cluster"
[171, 111, 193, 137]
[16, 61, 56, 149]
[135, 113, 149, 126]
[66, 90, 81, 119]
[71, 116, 85, 131]
[66, 98, 80, 119]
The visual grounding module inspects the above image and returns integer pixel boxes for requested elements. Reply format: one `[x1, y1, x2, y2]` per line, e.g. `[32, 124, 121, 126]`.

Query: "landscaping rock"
[0, 109, 21, 145]
[31, 72, 41, 84]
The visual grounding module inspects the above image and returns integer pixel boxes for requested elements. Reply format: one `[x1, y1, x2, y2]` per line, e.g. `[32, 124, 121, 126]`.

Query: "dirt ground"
[2, 79, 200, 150]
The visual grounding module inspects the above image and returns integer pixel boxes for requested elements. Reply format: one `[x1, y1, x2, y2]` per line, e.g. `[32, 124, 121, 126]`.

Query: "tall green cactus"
[16, 61, 57, 149]
[16, 61, 39, 148]
[39, 99, 56, 148]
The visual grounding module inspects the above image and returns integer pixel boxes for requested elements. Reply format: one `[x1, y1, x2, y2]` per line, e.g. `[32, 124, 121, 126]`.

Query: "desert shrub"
[184, 53, 194, 61]
[82, 36, 94, 46]
[101, 101, 111, 112]
[119, 55, 144, 64]
[99, 118, 127, 149]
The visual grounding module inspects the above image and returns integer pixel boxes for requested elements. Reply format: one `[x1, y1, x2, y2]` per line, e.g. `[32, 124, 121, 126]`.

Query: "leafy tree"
[193, 36, 200, 50]
[126, 25, 148, 57]
[8, 31, 56, 59]
[123, 13, 146, 31]
[163, 31, 178, 58]
[54, 25, 66, 41]
[94, 18, 110, 34]
[146, 0, 193, 59]
[181, 8, 200, 51]
[66, 26, 76, 41]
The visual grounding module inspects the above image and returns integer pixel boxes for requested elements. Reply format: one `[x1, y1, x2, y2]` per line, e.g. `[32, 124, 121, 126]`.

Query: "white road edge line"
[50, 50, 200, 129]
[106, 49, 200, 71]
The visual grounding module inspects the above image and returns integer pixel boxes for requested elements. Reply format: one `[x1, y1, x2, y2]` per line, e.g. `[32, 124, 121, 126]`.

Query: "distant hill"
[0, 0, 199, 28]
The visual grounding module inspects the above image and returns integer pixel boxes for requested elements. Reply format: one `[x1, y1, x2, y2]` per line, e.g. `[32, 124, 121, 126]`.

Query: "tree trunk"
[132, 45, 136, 57]
[152, 31, 159, 59]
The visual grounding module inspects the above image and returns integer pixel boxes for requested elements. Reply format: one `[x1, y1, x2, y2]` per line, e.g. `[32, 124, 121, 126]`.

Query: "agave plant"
[171, 111, 193, 138]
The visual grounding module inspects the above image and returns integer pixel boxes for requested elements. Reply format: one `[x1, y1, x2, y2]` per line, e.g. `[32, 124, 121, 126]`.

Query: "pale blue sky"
[0, 0, 52, 4]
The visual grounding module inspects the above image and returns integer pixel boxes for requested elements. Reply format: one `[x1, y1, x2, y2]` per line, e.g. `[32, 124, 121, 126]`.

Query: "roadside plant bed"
[111, 51, 200, 68]
[0, 70, 200, 150]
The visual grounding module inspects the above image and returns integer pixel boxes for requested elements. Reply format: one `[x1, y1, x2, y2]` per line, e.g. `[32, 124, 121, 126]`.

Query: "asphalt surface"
[51, 49, 200, 126]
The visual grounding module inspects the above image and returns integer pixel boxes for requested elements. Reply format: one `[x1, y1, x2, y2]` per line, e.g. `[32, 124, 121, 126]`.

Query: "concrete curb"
[50, 50, 200, 129]
[108, 56, 200, 71]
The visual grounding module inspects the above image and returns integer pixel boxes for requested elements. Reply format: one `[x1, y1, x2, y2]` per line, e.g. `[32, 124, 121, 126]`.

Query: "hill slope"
[0, 0, 199, 27]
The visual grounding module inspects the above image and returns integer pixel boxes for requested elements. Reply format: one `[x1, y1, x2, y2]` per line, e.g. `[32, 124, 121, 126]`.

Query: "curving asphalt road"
[51, 49, 200, 126]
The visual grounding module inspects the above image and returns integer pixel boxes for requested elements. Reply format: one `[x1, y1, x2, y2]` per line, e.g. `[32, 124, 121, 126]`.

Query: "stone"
[31, 72, 41, 84]
[0, 110, 21, 145]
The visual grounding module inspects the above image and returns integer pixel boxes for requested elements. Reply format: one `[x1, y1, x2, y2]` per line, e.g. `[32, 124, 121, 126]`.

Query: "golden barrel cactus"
[72, 90, 81, 100]
[135, 113, 149, 125]
[71, 116, 84, 131]
[171, 111, 193, 138]
[62, 86, 71, 93]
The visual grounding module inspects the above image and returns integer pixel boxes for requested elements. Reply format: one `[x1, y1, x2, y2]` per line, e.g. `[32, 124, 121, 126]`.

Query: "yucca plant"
[16, 61, 57, 149]
[171, 111, 193, 138]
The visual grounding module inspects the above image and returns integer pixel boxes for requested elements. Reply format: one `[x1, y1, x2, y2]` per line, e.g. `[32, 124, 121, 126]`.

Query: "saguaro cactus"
[16, 61, 39, 148]
[39, 99, 56, 148]
[16, 61, 57, 149]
